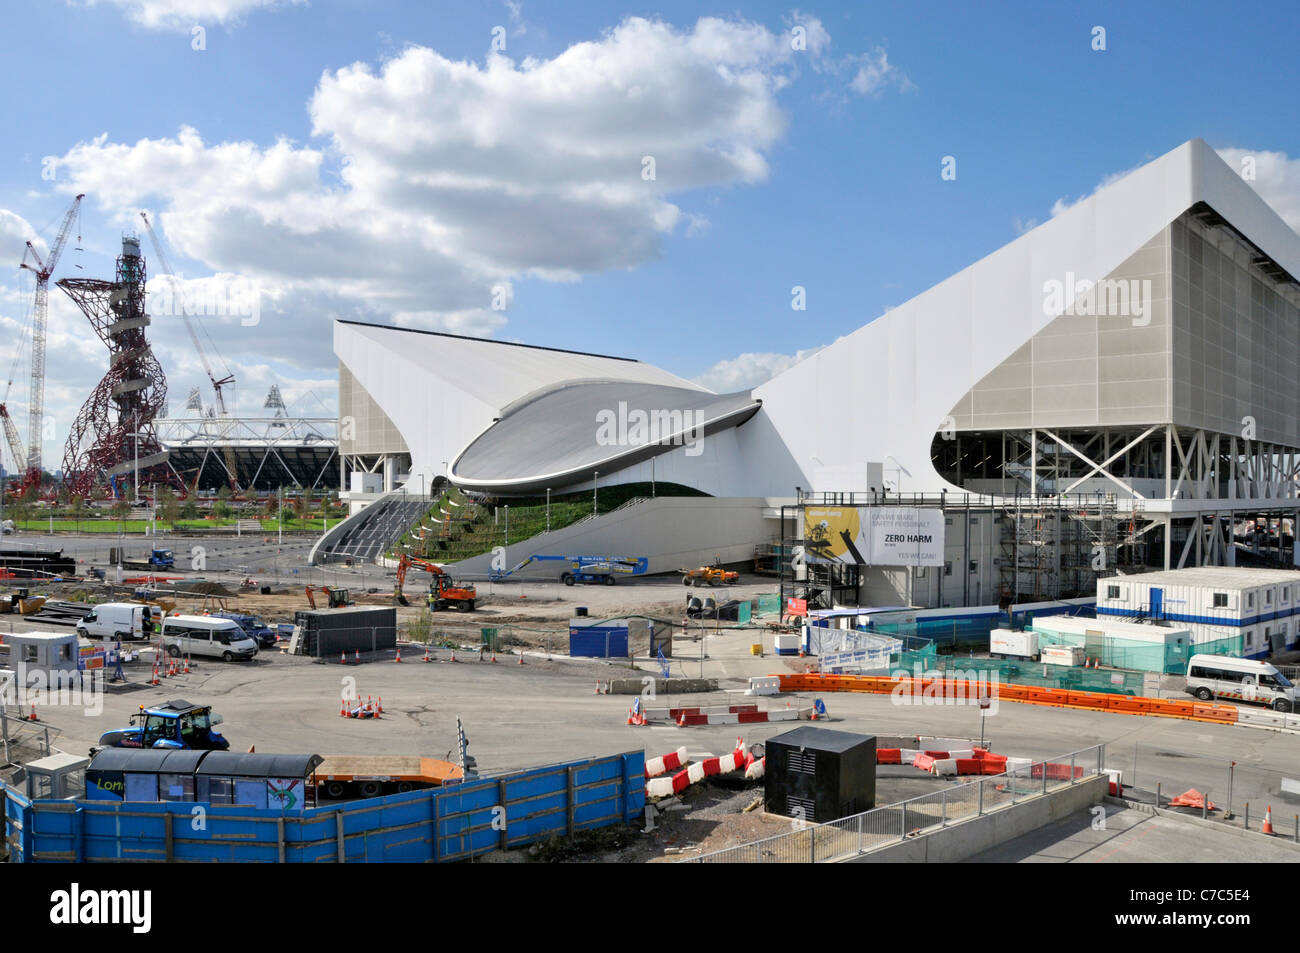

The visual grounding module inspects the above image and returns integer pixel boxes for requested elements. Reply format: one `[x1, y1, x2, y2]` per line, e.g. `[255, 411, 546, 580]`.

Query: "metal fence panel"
[688, 744, 1104, 863]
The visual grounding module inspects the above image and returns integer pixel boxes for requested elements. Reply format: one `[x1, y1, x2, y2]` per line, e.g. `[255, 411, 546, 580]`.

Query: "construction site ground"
[7, 621, 1300, 862]
[6, 533, 1300, 862]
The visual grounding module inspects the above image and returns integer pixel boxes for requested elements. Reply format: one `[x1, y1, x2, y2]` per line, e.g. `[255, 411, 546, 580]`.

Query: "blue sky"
[1, 0, 1298, 444]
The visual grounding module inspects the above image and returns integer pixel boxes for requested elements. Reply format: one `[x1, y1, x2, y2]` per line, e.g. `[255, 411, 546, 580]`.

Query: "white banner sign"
[864, 507, 945, 566]
[804, 506, 944, 567]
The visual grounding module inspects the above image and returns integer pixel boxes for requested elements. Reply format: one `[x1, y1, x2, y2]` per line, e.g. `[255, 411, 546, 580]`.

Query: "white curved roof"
[450, 380, 760, 493]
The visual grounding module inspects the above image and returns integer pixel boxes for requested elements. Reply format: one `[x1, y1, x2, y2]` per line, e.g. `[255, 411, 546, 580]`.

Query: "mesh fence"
[1032, 627, 1245, 675]
[688, 744, 1104, 863]
[888, 651, 1147, 695]
[868, 615, 999, 649]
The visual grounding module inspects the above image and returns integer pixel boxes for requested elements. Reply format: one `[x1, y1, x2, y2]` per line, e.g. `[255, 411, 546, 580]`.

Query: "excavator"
[394, 554, 476, 612]
[305, 585, 354, 610]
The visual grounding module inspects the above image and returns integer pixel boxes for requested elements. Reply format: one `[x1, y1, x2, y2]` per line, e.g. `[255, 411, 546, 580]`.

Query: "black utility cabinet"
[764, 726, 876, 823]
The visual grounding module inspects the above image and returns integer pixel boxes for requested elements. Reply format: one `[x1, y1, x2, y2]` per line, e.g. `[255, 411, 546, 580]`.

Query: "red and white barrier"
[644, 746, 688, 779]
[745, 757, 766, 780]
[645, 740, 746, 799]
[643, 704, 758, 721]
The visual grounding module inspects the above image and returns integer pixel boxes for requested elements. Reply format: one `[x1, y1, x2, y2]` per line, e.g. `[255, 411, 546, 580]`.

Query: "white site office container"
[1096, 567, 1300, 659]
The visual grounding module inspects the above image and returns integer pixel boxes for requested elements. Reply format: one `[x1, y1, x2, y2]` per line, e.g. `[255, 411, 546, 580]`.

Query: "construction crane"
[0, 404, 25, 475]
[18, 193, 83, 489]
[139, 212, 236, 414]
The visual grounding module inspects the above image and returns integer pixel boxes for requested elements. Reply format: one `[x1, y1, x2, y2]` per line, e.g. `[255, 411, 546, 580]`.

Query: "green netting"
[889, 653, 1148, 695]
[1030, 626, 1245, 675]
[869, 615, 999, 648]
[755, 593, 782, 616]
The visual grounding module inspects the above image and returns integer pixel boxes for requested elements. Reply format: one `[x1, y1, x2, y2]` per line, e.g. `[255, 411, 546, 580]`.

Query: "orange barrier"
[876, 748, 902, 765]
[775, 672, 1242, 727]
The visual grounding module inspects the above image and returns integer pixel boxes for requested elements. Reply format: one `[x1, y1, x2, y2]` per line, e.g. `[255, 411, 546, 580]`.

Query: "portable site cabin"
[85, 749, 324, 812]
[2, 632, 81, 678]
[1095, 567, 1300, 659]
[1030, 616, 1193, 674]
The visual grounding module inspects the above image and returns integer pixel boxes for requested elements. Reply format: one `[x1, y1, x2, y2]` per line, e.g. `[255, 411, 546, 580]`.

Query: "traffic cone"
[677, 712, 687, 727]
[376, 696, 384, 714]
[150, 664, 160, 686]
[450, 648, 456, 662]
[517, 652, 524, 666]
[27, 704, 37, 721]
[340, 698, 347, 717]
[395, 647, 403, 663]
[422, 648, 431, 662]
[341, 651, 347, 665]
[1263, 805, 1275, 835]
[627, 708, 636, 725]
[595, 681, 602, 694]
[355, 650, 361, 664]
[183, 657, 191, 674]
[491, 651, 497, 663]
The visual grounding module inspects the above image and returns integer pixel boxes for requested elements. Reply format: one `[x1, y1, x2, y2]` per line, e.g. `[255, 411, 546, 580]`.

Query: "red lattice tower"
[57, 236, 179, 499]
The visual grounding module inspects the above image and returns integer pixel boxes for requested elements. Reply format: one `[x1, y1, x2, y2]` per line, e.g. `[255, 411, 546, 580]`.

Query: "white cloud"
[50, 17, 801, 344]
[1216, 147, 1300, 235]
[79, 0, 305, 31]
[10, 16, 826, 441]
[693, 346, 824, 392]
[849, 48, 913, 97]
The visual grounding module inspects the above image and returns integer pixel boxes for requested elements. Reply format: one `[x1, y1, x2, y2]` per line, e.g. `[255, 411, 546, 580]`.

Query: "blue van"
[213, 612, 278, 649]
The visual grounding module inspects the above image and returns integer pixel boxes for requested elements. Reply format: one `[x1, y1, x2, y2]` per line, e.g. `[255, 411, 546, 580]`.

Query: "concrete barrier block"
[608, 677, 718, 695]
[746, 676, 781, 696]
[1236, 708, 1286, 729]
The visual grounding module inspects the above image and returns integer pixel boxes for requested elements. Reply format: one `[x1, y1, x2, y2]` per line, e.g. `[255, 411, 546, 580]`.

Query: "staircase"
[314, 494, 431, 564]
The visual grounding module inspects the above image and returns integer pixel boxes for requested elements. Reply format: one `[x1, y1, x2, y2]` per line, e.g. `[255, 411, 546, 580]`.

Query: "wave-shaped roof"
[450, 380, 760, 493]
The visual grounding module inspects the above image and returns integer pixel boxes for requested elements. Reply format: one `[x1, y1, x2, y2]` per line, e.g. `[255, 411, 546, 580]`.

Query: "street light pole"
[546, 488, 551, 534]
[133, 429, 140, 507]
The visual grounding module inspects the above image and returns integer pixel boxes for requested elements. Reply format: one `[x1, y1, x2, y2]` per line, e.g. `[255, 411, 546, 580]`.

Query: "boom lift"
[491, 554, 648, 586]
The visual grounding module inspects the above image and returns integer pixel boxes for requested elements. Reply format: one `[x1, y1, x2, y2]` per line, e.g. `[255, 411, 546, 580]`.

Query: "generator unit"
[764, 726, 876, 823]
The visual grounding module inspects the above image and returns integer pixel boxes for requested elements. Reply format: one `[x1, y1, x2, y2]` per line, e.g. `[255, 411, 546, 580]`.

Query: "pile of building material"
[23, 600, 93, 626]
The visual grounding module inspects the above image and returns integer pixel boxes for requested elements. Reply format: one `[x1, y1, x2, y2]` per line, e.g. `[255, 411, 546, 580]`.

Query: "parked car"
[212, 611, 278, 649]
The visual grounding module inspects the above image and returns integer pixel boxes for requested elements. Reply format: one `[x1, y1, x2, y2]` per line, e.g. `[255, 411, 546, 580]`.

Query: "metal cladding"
[57, 237, 177, 497]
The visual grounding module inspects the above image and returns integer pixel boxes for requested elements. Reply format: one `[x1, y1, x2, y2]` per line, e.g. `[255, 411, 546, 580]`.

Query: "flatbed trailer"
[311, 755, 463, 800]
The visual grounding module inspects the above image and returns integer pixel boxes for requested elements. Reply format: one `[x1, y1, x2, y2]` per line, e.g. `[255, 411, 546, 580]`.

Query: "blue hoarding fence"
[2, 749, 644, 863]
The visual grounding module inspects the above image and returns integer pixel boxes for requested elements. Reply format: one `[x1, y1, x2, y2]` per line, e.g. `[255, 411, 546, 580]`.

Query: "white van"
[1185, 654, 1298, 713]
[161, 615, 258, 662]
[76, 602, 160, 642]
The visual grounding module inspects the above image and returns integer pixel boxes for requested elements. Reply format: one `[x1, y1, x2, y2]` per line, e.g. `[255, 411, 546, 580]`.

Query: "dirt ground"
[20, 577, 787, 654]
